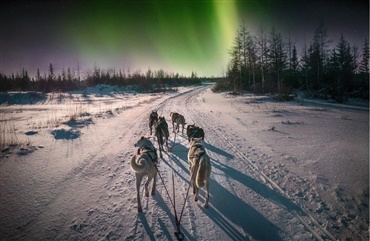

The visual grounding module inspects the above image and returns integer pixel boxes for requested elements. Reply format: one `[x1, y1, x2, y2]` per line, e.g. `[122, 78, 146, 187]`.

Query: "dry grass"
[66, 101, 90, 122]
[0, 115, 19, 150]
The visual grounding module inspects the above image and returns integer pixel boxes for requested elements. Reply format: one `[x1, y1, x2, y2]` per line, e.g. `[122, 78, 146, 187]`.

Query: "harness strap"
[189, 144, 206, 159]
[141, 146, 158, 164]
[153, 132, 190, 241]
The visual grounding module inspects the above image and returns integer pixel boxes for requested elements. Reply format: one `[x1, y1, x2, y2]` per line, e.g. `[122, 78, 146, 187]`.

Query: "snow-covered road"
[1, 84, 368, 240]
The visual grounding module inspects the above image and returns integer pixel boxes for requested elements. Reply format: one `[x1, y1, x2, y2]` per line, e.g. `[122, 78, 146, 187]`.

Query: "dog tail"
[196, 157, 208, 188]
[130, 155, 146, 173]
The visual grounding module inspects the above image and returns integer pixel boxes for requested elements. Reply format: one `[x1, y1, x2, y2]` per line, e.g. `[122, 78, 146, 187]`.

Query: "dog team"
[130, 110, 211, 213]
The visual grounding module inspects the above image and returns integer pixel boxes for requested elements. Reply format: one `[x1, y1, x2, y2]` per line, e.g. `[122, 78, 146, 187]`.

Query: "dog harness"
[187, 126, 204, 141]
[140, 146, 158, 165]
[189, 144, 206, 159]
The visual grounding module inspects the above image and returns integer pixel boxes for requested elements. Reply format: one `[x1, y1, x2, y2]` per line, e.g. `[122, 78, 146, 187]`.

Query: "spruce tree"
[269, 27, 287, 93]
[359, 38, 369, 74]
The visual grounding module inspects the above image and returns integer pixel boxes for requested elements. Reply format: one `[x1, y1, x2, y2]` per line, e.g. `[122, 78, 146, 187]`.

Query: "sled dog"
[188, 137, 211, 208]
[170, 112, 186, 134]
[130, 136, 158, 213]
[149, 111, 158, 135]
[186, 124, 205, 142]
[156, 116, 169, 157]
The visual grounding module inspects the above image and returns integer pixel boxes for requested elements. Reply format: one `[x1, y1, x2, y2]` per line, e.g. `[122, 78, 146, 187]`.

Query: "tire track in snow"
[121, 85, 334, 240]
[209, 126, 336, 241]
[168, 85, 283, 240]
[180, 86, 337, 241]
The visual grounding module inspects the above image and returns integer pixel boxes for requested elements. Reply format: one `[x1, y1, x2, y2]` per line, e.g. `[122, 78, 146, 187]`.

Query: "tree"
[256, 26, 269, 93]
[36, 68, 41, 81]
[20, 68, 30, 91]
[191, 71, 198, 79]
[301, 39, 310, 90]
[351, 45, 360, 75]
[67, 67, 73, 82]
[336, 34, 353, 89]
[239, 22, 250, 90]
[246, 32, 258, 92]
[62, 68, 67, 81]
[289, 45, 300, 88]
[269, 27, 287, 93]
[359, 38, 369, 74]
[309, 22, 331, 90]
[48, 63, 55, 81]
[47, 63, 55, 91]
[227, 28, 243, 91]
[145, 68, 153, 79]
[328, 34, 354, 101]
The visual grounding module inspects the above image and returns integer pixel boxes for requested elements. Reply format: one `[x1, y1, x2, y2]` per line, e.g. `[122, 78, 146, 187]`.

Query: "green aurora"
[1, 0, 367, 77]
[64, 0, 242, 76]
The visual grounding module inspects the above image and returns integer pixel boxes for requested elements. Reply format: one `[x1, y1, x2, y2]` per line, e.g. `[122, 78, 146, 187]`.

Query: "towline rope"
[154, 132, 192, 241]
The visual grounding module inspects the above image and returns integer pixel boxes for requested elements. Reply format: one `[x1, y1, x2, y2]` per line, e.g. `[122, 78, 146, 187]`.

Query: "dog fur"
[149, 111, 158, 135]
[186, 124, 205, 142]
[170, 112, 186, 134]
[156, 116, 169, 157]
[188, 137, 211, 208]
[131, 136, 158, 213]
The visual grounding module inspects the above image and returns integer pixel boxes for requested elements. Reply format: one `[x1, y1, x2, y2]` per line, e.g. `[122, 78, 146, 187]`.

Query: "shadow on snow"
[135, 137, 292, 240]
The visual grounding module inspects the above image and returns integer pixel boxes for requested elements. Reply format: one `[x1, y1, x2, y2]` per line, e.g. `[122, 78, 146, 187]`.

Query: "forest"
[0, 65, 203, 93]
[215, 22, 369, 102]
[1, 23, 369, 102]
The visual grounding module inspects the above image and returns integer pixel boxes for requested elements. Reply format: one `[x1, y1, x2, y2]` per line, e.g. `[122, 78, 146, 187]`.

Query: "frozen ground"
[0, 84, 368, 241]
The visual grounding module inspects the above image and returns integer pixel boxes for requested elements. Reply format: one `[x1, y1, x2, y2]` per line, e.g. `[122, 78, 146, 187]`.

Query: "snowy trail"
[131, 85, 318, 240]
[1, 85, 368, 241]
[165, 86, 296, 240]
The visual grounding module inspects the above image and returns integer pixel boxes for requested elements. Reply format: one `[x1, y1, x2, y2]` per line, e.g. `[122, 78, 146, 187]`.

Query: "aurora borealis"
[0, 0, 368, 77]
[65, 1, 239, 76]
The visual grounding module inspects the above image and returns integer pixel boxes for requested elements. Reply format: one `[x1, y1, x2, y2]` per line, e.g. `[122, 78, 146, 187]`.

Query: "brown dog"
[188, 137, 211, 208]
[156, 116, 169, 157]
[170, 112, 186, 134]
[149, 111, 158, 135]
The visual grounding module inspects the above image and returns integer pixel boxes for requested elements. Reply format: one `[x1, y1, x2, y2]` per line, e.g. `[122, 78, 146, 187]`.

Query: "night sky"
[0, 0, 368, 77]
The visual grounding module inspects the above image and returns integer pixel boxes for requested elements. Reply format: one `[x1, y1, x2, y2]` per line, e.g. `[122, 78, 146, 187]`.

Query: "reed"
[0, 115, 19, 150]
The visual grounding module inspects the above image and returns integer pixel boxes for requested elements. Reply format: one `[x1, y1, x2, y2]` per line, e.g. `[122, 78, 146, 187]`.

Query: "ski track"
[1, 85, 367, 241]
[155, 85, 339, 241]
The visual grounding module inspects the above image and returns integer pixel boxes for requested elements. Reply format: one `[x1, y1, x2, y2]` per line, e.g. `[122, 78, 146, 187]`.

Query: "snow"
[0, 84, 368, 241]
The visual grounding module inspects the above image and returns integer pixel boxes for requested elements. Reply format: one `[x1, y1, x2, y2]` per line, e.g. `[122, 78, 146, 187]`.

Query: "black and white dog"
[186, 124, 205, 142]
